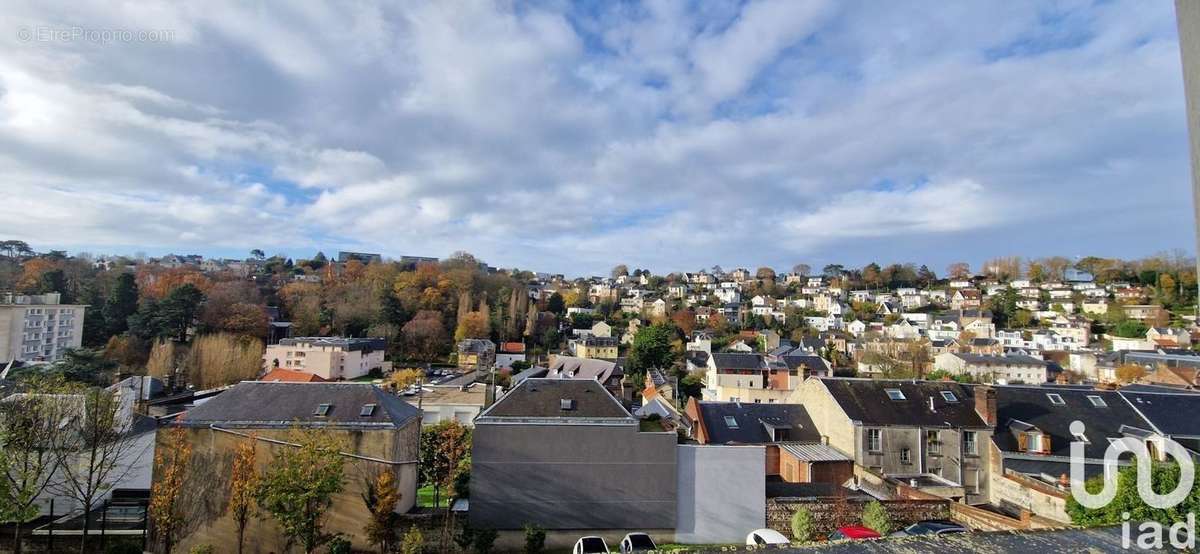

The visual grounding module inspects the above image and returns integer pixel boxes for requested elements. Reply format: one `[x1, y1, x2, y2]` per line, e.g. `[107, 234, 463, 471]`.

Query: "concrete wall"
[675, 445, 765, 545]
[767, 499, 949, 538]
[471, 423, 677, 530]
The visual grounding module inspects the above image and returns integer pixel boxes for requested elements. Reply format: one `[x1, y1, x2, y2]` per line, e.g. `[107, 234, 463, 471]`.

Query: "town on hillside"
[2, 242, 1199, 552]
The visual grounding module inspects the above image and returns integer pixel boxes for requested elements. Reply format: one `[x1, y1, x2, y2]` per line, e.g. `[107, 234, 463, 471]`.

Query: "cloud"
[0, 0, 1191, 275]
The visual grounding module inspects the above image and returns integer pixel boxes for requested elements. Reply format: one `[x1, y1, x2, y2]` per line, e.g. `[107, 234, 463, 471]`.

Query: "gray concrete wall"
[675, 445, 765, 545]
[471, 423, 677, 530]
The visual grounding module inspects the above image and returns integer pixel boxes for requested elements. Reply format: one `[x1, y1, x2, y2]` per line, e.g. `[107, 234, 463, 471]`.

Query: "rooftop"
[179, 381, 419, 429]
[477, 378, 632, 421]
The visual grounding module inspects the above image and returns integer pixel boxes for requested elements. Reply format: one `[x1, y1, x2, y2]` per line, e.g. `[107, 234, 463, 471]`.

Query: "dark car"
[620, 533, 657, 553]
[891, 519, 969, 537]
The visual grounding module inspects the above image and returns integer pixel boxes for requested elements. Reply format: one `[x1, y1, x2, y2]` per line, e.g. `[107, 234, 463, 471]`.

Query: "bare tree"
[53, 388, 153, 553]
[0, 379, 75, 554]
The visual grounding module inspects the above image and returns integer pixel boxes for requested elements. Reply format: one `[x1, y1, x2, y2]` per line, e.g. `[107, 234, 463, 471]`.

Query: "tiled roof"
[261, 368, 327, 383]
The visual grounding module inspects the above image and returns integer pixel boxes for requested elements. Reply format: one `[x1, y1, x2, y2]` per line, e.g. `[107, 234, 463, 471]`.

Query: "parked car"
[620, 533, 657, 553]
[829, 526, 882, 541]
[891, 519, 968, 536]
[573, 536, 610, 554]
[745, 528, 790, 546]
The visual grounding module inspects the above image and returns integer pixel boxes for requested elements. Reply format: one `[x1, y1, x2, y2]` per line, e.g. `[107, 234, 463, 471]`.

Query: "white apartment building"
[0, 292, 87, 363]
[262, 337, 390, 380]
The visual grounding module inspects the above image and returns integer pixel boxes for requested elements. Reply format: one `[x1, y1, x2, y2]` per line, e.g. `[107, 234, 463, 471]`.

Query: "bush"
[861, 501, 893, 535]
[401, 526, 425, 554]
[524, 524, 547, 554]
[326, 535, 351, 554]
[189, 546, 215, 554]
[790, 507, 815, 542]
[473, 528, 498, 554]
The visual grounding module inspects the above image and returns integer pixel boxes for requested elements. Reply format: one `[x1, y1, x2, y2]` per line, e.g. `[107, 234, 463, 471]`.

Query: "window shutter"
[1017, 433, 1027, 451]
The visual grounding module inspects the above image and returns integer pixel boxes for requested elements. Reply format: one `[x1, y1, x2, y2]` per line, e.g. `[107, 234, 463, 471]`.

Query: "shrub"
[790, 507, 815, 542]
[188, 546, 215, 554]
[524, 524, 547, 554]
[326, 535, 351, 554]
[473, 528, 498, 554]
[401, 526, 425, 554]
[861, 501, 893, 535]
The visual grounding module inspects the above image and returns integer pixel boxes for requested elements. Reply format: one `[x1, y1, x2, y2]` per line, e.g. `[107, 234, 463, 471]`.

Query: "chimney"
[975, 385, 997, 427]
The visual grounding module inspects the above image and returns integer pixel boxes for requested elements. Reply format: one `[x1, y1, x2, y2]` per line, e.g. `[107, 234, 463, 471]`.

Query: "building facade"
[0, 292, 86, 363]
[262, 337, 388, 380]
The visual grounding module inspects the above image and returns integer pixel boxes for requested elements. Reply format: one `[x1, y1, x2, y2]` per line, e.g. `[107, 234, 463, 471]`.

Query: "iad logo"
[1068, 420, 1194, 510]
[1068, 420, 1196, 550]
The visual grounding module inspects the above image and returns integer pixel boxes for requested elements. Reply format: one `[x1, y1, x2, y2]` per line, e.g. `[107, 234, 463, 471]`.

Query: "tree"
[130, 283, 206, 342]
[400, 526, 424, 554]
[610, 264, 629, 279]
[149, 426, 193, 554]
[55, 388, 150, 553]
[523, 524, 546, 554]
[822, 264, 845, 278]
[390, 368, 424, 391]
[791, 263, 811, 276]
[630, 323, 678, 372]
[455, 311, 490, 342]
[1112, 320, 1149, 339]
[185, 334, 264, 389]
[546, 292, 565, 316]
[670, 310, 696, 336]
[790, 507, 814, 542]
[755, 267, 777, 282]
[1067, 460, 1200, 528]
[420, 421, 471, 510]
[103, 272, 140, 337]
[861, 500, 893, 534]
[364, 470, 402, 553]
[916, 265, 937, 288]
[946, 262, 971, 279]
[250, 249, 265, 260]
[0, 378, 74, 554]
[1115, 363, 1147, 384]
[227, 438, 258, 554]
[255, 428, 347, 554]
[403, 311, 448, 362]
[0, 240, 33, 259]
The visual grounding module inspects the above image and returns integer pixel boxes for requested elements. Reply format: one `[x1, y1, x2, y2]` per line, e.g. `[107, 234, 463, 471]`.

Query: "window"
[940, 391, 958, 403]
[867, 429, 882, 452]
[885, 389, 906, 401]
[724, 416, 739, 429]
[1087, 395, 1107, 408]
[927, 430, 941, 454]
[1046, 393, 1065, 406]
[964, 431, 977, 455]
[560, 399, 575, 411]
[900, 447, 912, 464]
[360, 404, 377, 417]
[314, 403, 332, 416]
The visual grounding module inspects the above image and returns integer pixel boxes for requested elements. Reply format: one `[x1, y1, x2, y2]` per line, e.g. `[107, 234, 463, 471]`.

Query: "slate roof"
[993, 386, 1146, 460]
[780, 354, 830, 373]
[277, 337, 386, 352]
[951, 353, 1048, 366]
[694, 401, 819, 444]
[711, 352, 765, 370]
[179, 381, 419, 429]
[479, 378, 631, 420]
[546, 356, 622, 381]
[1120, 390, 1200, 437]
[817, 378, 988, 428]
[685, 350, 710, 367]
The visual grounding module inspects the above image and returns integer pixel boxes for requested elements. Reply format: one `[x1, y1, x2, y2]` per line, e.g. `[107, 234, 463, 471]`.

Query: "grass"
[417, 484, 450, 508]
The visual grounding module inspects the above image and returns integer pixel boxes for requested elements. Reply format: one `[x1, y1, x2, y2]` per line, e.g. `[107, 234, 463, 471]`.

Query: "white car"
[573, 536, 610, 554]
[620, 532, 657, 553]
[746, 528, 790, 546]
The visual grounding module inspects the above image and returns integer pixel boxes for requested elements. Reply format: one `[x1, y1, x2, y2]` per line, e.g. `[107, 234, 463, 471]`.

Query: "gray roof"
[952, 353, 1047, 366]
[277, 336, 386, 352]
[695, 401, 819, 444]
[179, 381, 419, 429]
[480, 378, 632, 420]
[547, 356, 622, 381]
[711, 352, 765, 370]
[777, 442, 851, 462]
[817, 378, 989, 429]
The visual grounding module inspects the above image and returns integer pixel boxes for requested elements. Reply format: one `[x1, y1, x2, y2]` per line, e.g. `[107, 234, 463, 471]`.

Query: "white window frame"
[885, 389, 906, 401]
[867, 429, 882, 452]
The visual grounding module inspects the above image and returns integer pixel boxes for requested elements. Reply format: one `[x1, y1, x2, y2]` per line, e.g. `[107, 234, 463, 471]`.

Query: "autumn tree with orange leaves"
[364, 470, 402, 553]
[228, 437, 259, 554]
[149, 426, 194, 554]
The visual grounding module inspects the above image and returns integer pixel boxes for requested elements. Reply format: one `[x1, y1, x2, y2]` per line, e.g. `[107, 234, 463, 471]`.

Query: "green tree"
[37, 269, 70, 302]
[1112, 320, 1149, 339]
[546, 292, 565, 316]
[630, 323, 678, 372]
[103, 272, 140, 337]
[790, 507, 814, 542]
[419, 421, 471, 509]
[1067, 462, 1200, 527]
[255, 428, 347, 554]
[130, 284, 205, 342]
[400, 526, 424, 554]
[861, 500, 893, 534]
[523, 524, 546, 554]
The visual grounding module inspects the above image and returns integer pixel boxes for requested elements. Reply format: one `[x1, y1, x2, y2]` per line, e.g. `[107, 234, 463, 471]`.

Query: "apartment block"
[262, 337, 389, 380]
[0, 292, 87, 363]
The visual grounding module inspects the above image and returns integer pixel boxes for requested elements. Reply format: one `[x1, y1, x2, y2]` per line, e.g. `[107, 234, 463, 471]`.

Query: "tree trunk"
[78, 506, 90, 554]
[12, 522, 21, 554]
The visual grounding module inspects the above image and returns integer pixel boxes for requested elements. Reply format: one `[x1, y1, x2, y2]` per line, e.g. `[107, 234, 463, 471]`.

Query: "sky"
[0, 0, 1193, 276]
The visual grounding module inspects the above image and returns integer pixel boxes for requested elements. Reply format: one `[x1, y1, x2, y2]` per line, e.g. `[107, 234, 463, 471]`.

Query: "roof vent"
[560, 399, 575, 411]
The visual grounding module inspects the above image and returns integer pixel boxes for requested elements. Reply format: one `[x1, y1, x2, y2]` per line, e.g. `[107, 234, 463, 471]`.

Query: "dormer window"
[314, 403, 332, 416]
[1046, 393, 1065, 406]
[885, 389, 906, 401]
[560, 399, 575, 411]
